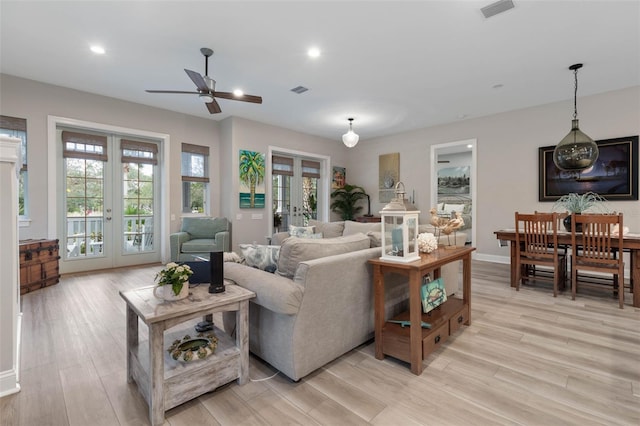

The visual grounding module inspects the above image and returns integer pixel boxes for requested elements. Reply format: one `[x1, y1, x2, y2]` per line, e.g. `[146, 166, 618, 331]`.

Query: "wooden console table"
[369, 246, 475, 375]
[120, 283, 255, 425]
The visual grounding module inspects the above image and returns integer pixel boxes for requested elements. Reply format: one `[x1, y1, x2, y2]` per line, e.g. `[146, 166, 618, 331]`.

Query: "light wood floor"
[1, 260, 639, 426]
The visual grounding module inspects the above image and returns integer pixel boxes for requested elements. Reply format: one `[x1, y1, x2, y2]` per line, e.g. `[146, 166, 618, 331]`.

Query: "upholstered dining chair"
[570, 213, 625, 308]
[514, 212, 566, 297]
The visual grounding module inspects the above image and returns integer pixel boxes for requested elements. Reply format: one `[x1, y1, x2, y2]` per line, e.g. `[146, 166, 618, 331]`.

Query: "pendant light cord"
[573, 68, 578, 119]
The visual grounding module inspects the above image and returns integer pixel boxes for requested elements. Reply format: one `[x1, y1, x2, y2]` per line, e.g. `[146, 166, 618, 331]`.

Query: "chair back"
[571, 213, 623, 268]
[515, 212, 560, 261]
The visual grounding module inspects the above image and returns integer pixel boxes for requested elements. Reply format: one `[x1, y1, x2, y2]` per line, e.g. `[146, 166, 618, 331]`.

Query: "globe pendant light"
[342, 118, 359, 148]
[553, 63, 598, 171]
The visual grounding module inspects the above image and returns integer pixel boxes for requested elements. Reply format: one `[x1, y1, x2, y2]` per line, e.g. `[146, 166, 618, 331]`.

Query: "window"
[1, 116, 28, 217]
[181, 143, 209, 214]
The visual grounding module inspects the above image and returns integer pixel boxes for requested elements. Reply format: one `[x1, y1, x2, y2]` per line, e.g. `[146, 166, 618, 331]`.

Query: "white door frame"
[266, 146, 330, 235]
[47, 116, 171, 272]
[430, 138, 477, 249]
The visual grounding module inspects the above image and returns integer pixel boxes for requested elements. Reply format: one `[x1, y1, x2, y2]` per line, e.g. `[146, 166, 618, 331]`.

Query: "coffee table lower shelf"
[129, 325, 239, 411]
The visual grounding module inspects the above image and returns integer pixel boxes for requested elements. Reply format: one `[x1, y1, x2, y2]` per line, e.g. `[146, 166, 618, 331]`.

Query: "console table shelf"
[369, 246, 475, 375]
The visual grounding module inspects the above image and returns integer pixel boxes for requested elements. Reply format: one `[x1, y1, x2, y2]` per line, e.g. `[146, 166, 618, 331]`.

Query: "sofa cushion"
[309, 220, 345, 238]
[239, 244, 280, 272]
[181, 238, 216, 253]
[342, 220, 381, 236]
[289, 225, 316, 238]
[182, 217, 228, 239]
[276, 233, 370, 278]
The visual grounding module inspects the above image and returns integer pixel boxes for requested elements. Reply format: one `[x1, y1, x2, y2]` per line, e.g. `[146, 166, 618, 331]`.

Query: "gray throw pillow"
[308, 220, 345, 238]
[238, 244, 280, 272]
[276, 233, 370, 278]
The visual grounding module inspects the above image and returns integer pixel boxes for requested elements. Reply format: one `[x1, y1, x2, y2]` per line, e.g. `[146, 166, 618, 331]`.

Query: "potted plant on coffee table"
[553, 192, 610, 231]
[154, 262, 193, 301]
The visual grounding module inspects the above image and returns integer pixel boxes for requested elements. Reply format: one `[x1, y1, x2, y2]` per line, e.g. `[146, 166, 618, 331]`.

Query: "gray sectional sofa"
[223, 220, 466, 381]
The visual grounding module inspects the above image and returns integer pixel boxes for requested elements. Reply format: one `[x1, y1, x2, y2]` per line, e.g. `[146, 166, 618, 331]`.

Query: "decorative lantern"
[380, 182, 421, 262]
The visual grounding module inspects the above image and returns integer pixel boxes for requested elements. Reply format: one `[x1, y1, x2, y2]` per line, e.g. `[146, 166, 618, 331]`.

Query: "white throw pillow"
[444, 203, 465, 213]
[289, 225, 316, 238]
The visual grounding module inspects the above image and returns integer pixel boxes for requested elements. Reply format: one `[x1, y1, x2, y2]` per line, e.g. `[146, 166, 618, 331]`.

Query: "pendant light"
[553, 63, 598, 171]
[342, 118, 359, 148]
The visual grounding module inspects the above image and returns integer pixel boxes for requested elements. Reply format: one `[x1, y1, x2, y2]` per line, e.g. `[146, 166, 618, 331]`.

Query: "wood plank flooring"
[1, 260, 638, 425]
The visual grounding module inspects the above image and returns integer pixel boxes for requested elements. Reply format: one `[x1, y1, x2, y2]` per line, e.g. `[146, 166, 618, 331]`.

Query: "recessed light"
[467, 144, 473, 149]
[233, 89, 244, 97]
[90, 45, 105, 54]
[307, 47, 321, 58]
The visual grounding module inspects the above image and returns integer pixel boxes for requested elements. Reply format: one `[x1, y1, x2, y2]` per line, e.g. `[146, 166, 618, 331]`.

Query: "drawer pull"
[457, 315, 464, 324]
[434, 335, 441, 344]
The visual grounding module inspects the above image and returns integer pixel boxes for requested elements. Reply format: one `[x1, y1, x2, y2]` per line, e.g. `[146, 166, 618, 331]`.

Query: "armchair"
[170, 217, 230, 262]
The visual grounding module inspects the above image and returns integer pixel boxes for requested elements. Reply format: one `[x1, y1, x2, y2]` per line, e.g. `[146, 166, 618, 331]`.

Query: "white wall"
[2, 74, 638, 262]
[345, 86, 640, 261]
[0, 74, 220, 242]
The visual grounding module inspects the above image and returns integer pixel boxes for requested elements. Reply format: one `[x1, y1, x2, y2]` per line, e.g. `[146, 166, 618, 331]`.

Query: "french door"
[58, 127, 161, 273]
[272, 155, 321, 232]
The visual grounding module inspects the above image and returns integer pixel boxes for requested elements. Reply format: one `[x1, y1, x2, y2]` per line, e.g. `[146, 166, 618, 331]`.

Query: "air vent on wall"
[290, 86, 309, 94]
[481, 0, 514, 19]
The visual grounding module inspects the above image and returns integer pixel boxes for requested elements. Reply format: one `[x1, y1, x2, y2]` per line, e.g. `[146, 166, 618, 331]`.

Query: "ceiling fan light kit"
[553, 63, 599, 171]
[342, 118, 359, 148]
[145, 47, 262, 114]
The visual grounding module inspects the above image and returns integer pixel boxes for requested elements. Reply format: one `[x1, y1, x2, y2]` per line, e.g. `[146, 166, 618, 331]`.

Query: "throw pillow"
[289, 225, 316, 238]
[292, 232, 323, 239]
[276, 233, 370, 278]
[367, 231, 382, 248]
[308, 220, 345, 238]
[342, 220, 381, 236]
[444, 203, 465, 213]
[238, 244, 280, 272]
[223, 252, 243, 263]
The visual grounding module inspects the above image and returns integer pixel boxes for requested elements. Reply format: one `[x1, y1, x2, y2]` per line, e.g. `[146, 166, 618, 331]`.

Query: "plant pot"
[563, 215, 582, 233]
[154, 281, 189, 301]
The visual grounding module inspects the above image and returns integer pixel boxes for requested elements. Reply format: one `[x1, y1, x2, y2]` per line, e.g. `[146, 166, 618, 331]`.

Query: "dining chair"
[514, 212, 566, 297]
[570, 213, 625, 308]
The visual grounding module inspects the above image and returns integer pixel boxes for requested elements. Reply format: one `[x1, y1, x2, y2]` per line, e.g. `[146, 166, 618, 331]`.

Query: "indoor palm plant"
[553, 192, 610, 231]
[330, 184, 368, 220]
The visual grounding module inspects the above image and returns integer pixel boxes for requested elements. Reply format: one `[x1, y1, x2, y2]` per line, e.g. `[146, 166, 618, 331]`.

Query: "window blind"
[301, 159, 321, 178]
[272, 155, 294, 176]
[121, 139, 158, 165]
[62, 130, 108, 161]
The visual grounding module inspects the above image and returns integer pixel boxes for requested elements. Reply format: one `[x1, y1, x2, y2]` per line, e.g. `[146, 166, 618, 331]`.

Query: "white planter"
[153, 282, 189, 301]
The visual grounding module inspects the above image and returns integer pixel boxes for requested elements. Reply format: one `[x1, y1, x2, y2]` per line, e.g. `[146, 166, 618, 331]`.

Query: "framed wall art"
[332, 166, 346, 189]
[239, 150, 266, 208]
[379, 152, 400, 203]
[539, 135, 638, 201]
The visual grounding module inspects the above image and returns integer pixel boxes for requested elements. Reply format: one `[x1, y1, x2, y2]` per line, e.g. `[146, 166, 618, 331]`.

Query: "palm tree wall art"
[239, 150, 266, 208]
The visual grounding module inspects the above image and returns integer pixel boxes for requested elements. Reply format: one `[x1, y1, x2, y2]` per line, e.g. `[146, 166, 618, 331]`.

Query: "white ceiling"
[1, 1, 638, 142]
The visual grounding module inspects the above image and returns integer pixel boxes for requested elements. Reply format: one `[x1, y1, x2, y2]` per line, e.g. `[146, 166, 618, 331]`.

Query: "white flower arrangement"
[155, 262, 193, 296]
[417, 232, 438, 253]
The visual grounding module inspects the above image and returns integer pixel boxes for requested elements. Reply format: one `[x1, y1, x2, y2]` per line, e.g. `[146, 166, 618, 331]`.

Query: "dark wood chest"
[19, 239, 61, 295]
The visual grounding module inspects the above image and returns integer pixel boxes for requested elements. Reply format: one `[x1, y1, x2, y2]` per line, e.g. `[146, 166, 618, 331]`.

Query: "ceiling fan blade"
[146, 90, 200, 94]
[214, 91, 263, 104]
[206, 99, 222, 114]
[184, 69, 209, 92]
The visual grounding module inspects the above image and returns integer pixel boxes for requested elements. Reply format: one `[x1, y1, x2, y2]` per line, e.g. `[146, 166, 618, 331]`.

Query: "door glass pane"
[123, 162, 154, 253]
[302, 177, 318, 224]
[65, 158, 104, 258]
[272, 174, 291, 231]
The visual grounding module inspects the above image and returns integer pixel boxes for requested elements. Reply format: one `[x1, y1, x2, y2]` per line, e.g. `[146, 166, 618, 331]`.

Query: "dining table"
[494, 228, 640, 307]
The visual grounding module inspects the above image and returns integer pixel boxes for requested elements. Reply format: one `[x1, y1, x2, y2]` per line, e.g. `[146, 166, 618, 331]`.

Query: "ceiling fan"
[146, 47, 262, 114]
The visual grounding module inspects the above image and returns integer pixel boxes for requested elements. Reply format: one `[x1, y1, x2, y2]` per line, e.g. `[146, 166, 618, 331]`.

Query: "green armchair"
[170, 217, 230, 262]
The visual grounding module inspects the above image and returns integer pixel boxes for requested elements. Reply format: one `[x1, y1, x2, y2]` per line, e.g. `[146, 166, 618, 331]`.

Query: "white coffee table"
[120, 282, 255, 425]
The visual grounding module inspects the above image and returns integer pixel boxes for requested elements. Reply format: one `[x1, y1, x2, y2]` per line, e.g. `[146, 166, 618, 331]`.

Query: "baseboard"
[0, 311, 22, 397]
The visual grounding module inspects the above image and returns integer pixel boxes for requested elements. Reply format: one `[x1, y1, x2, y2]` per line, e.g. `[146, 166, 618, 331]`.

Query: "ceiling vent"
[481, 0, 514, 19]
[290, 86, 309, 94]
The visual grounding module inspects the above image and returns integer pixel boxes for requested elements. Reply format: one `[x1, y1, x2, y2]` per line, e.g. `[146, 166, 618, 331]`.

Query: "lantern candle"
[391, 228, 403, 254]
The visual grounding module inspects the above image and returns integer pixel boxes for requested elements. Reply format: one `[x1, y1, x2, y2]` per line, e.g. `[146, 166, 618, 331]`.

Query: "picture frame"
[332, 166, 346, 189]
[539, 136, 638, 201]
